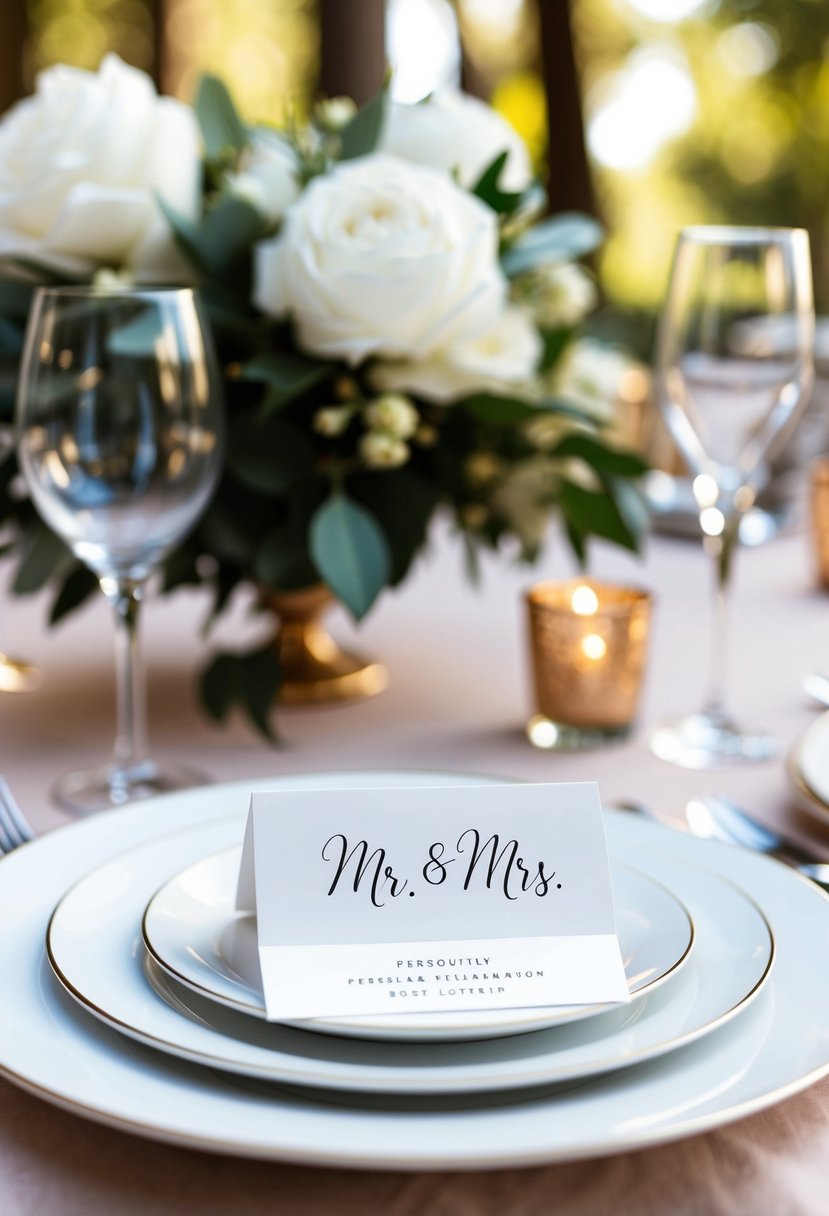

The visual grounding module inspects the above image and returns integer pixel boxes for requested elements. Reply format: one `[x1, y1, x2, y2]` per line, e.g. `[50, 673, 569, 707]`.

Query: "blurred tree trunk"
[0, 0, 28, 114]
[319, 0, 386, 103]
[537, 0, 596, 218]
[148, 0, 172, 93]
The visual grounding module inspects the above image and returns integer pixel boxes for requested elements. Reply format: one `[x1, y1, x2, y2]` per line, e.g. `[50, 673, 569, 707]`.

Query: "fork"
[0, 777, 34, 856]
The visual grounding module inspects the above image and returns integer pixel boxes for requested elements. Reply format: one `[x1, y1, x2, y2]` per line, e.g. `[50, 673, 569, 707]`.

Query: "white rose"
[0, 54, 200, 282]
[379, 90, 533, 191]
[254, 154, 505, 366]
[373, 304, 542, 404]
[224, 128, 299, 225]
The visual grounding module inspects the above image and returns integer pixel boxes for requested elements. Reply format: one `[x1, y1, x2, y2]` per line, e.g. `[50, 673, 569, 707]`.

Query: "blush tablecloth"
[0, 516, 828, 1216]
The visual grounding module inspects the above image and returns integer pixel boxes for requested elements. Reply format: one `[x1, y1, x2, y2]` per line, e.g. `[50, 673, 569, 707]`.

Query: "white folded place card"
[235, 781, 629, 1020]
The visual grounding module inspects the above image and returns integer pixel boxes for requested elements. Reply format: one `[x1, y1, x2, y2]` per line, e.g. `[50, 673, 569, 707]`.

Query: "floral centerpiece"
[0, 56, 648, 737]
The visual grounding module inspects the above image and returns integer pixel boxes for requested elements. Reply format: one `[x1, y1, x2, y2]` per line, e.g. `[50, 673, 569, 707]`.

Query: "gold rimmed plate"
[142, 848, 695, 1042]
[46, 815, 772, 1096]
[785, 713, 829, 825]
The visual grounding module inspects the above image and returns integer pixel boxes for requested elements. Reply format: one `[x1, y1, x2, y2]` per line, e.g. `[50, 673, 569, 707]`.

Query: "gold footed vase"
[263, 585, 388, 706]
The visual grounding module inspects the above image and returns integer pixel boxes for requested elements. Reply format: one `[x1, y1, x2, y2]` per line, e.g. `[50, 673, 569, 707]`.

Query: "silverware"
[685, 794, 829, 891]
[0, 777, 34, 856]
[803, 672, 829, 708]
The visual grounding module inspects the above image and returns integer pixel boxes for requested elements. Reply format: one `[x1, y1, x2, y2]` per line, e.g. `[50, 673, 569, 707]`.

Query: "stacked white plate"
[1, 770, 829, 1171]
[787, 712, 829, 824]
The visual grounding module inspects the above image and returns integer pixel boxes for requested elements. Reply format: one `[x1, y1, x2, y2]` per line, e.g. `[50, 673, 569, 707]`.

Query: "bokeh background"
[4, 0, 827, 354]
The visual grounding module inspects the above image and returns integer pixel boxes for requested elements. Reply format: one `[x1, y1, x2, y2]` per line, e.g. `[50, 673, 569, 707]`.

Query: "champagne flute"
[17, 287, 224, 813]
[650, 226, 813, 768]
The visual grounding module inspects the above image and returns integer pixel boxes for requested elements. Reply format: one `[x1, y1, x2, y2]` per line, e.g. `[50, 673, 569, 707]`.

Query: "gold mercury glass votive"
[525, 578, 653, 750]
[809, 458, 829, 589]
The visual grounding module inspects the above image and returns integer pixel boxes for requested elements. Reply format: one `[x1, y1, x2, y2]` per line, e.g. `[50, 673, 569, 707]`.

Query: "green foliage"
[338, 90, 387, 160]
[50, 563, 99, 625]
[350, 470, 440, 586]
[309, 493, 391, 620]
[472, 152, 525, 214]
[227, 414, 315, 495]
[160, 195, 267, 283]
[502, 214, 603, 277]
[0, 67, 651, 745]
[201, 643, 282, 741]
[549, 433, 649, 478]
[194, 75, 248, 159]
[240, 351, 333, 413]
[559, 478, 646, 561]
[461, 392, 599, 426]
[13, 524, 72, 595]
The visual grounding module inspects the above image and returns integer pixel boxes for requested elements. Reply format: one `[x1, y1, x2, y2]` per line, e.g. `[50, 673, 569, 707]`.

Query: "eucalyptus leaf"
[202, 197, 266, 275]
[502, 213, 603, 276]
[159, 195, 264, 281]
[310, 493, 391, 620]
[351, 470, 438, 585]
[339, 90, 387, 160]
[157, 199, 209, 274]
[195, 74, 248, 158]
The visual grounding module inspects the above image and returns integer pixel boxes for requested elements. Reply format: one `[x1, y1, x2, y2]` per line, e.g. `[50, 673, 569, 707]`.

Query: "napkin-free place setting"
[2, 771, 829, 1170]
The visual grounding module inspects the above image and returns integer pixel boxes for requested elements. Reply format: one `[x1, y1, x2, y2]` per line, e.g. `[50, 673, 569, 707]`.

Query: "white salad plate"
[47, 790, 770, 1096]
[142, 846, 695, 1041]
[0, 772, 826, 1170]
[786, 712, 829, 824]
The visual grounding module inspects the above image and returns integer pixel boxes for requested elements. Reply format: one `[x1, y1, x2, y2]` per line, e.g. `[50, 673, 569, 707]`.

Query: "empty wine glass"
[17, 287, 224, 813]
[650, 226, 814, 768]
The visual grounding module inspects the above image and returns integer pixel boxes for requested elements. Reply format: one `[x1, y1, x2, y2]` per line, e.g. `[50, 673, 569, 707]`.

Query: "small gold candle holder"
[525, 578, 653, 750]
[809, 458, 829, 589]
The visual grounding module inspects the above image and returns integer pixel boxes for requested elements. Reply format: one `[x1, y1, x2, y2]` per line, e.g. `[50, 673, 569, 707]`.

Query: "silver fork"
[0, 777, 34, 856]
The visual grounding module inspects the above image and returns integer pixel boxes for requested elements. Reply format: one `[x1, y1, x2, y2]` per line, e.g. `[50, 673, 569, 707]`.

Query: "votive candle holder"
[525, 578, 653, 750]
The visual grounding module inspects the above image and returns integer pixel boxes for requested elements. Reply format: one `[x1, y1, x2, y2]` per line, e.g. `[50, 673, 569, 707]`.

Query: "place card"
[235, 781, 628, 1021]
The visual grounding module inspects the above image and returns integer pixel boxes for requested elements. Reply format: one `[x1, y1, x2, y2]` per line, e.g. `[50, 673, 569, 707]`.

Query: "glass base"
[52, 759, 211, 817]
[527, 714, 632, 752]
[649, 710, 779, 770]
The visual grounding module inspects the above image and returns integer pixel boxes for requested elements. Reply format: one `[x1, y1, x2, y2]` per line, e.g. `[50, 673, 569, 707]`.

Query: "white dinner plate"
[786, 713, 829, 824]
[47, 795, 770, 1096]
[142, 846, 695, 1041]
[0, 772, 826, 1170]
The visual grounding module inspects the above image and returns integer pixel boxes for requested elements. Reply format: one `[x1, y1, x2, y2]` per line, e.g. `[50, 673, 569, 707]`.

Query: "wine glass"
[16, 287, 224, 813]
[650, 226, 814, 769]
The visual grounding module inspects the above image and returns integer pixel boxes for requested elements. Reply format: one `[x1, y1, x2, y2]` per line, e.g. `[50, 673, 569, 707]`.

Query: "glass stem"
[101, 577, 149, 773]
[701, 514, 740, 719]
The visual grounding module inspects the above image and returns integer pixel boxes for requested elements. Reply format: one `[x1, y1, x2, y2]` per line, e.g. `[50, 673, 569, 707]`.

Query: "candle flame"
[571, 584, 599, 616]
[581, 633, 607, 661]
